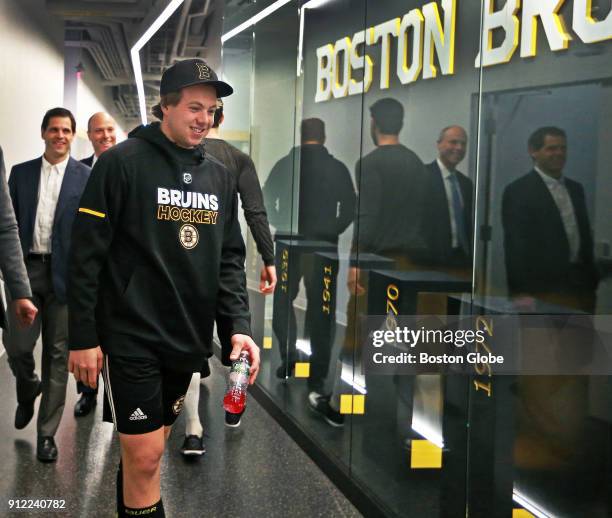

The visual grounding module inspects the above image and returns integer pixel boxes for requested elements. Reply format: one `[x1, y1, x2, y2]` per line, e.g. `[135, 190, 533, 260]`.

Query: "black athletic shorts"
[101, 353, 192, 435]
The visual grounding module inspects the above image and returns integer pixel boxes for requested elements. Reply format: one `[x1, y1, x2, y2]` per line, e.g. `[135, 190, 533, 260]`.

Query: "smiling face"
[530, 134, 567, 178]
[437, 126, 467, 170]
[160, 84, 217, 148]
[88, 113, 117, 156]
[41, 116, 74, 163]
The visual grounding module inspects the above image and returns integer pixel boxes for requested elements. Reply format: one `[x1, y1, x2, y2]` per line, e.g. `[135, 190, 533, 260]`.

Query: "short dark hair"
[370, 98, 403, 135]
[213, 99, 224, 128]
[41, 107, 76, 133]
[301, 118, 325, 143]
[151, 91, 183, 120]
[528, 126, 566, 151]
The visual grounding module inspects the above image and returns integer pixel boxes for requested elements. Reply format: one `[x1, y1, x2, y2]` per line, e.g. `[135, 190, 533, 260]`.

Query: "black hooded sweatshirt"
[67, 123, 251, 366]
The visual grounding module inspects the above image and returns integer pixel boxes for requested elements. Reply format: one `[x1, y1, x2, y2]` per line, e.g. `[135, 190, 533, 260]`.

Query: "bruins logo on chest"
[179, 224, 199, 249]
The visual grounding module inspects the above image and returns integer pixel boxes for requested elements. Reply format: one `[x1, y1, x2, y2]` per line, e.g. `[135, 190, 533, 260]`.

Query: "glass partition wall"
[222, 1, 612, 516]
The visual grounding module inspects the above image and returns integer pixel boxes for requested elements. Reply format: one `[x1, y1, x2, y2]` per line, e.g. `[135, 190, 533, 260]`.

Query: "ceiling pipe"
[105, 22, 132, 76]
[179, 0, 211, 57]
[68, 25, 124, 78]
[47, 0, 148, 18]
[102, 72, 161, 86]
[169, 0, 192, 62]
[65, 39, 115, 80]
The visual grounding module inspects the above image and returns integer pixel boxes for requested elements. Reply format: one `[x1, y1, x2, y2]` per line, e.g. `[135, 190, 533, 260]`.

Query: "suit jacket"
[419, 160, 473, 268]
[80, 155, 94, 167]
[9, 156, 90, 303]
[0, 147, 31, 328]
[502, 170, 598, 298]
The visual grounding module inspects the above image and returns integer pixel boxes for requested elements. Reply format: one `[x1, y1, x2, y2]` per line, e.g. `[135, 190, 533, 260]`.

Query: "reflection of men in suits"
[421, 126, 473, 272]
[74, 112, 117, 418]
[80, 112, 117, 168]
[264, 118, 356, 381]
[5, 108, 90, 462]
[502, 126, 598, 312]
[0, 146, 38, 331]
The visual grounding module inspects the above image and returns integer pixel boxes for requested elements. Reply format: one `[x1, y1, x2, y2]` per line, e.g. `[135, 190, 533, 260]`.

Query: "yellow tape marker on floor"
[294, 362, 310, 378]
[512, 510, 536, 518]
[352, 395, 365, 414]
[410, 440, 443, 469]
[263, 337, 272, 349]
[339, 394, 353, 414]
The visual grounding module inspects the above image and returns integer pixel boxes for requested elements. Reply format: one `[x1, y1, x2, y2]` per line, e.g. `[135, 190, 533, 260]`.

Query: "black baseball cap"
[160, 58, 233, 97]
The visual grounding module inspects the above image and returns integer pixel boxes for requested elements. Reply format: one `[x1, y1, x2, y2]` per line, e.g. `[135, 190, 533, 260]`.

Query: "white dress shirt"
[31, 155, 69, 254]
[535, 166, 580, 262]
[437, 158, 464, 248]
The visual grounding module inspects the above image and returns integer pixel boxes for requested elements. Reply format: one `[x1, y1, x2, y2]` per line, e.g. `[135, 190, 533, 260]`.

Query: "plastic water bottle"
[223, 351, 250, 416]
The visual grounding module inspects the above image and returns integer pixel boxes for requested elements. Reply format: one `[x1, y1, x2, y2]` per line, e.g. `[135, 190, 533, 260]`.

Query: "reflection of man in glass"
[310, 99, 427, 426]
[347, 98, 426, 295]
[264, 118, 356, 379]
[502, 126, 598, 312]
[420, 126, 473, 272]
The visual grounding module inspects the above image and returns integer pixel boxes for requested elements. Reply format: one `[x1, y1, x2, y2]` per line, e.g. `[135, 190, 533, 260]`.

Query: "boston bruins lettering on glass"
[315, 0, 612, 102]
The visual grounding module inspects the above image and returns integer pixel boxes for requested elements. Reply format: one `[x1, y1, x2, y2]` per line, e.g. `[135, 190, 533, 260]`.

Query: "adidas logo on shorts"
[129, 408, 148, 421]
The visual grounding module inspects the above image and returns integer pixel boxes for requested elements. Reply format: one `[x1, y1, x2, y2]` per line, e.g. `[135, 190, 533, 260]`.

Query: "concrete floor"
[0, 350, 362, 518]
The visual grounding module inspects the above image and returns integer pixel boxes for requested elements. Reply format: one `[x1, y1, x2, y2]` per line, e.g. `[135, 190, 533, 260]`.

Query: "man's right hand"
[13, 298, 38, 327]
[259, 265, 277, 294]
[347, 267, 365, 296]
[68, 347, 103, 389]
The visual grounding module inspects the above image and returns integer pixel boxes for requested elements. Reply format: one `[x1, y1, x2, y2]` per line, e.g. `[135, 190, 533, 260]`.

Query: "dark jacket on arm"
[205, 138, 275, 265]
[0, 147, 32, 328]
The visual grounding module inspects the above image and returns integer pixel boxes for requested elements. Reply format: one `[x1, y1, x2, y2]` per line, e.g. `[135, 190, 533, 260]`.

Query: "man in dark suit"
[74, 111, 117, 417]
[81, 111, 117, 168]
[502, 126, 598, 312]
[0, 146, 38, 330]
[420, 126, 473, 273]
[5, 107, 90, 461]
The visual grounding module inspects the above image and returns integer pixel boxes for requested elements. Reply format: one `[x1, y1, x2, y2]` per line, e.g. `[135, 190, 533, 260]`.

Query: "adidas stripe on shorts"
[102, 353, 192, 435]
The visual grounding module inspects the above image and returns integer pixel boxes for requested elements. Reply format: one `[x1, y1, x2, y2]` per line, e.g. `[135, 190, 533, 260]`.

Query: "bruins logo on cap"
[196, 63, 210, 79]
[179, 224, 199, 249]
[173, 395, 185, 415]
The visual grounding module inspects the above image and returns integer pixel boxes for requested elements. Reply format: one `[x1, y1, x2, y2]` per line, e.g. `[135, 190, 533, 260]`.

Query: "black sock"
[119, 499, 165, 517]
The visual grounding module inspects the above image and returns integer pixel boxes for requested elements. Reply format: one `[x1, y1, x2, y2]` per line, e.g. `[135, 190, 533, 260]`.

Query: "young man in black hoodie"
[67, 59, 260, 518]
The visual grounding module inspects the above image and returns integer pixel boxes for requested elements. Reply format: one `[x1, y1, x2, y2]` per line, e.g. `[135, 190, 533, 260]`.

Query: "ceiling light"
[221, 0, 293, 43]
[131, 0, 185, 125]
